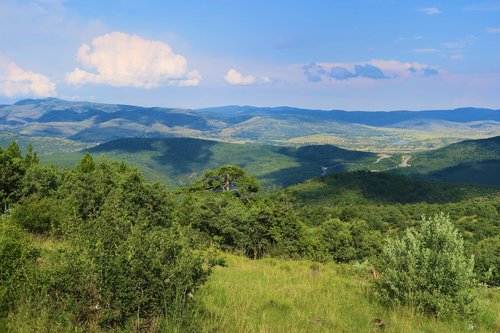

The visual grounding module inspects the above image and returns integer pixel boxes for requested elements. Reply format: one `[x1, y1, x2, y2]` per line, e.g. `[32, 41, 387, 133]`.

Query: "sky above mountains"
[0, 0, 499, 110]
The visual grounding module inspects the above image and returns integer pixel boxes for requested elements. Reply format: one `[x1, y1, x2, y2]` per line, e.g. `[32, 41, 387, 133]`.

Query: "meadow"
[194, 254, 499, 333]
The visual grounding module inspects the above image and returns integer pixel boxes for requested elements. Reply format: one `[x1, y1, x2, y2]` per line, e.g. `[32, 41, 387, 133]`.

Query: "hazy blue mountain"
[2, 98, 500, 151]
[195, 105, 500, 126]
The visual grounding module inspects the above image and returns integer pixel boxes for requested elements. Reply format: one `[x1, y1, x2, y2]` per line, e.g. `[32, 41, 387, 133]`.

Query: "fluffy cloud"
[419, 7, 440, 15]
[0, 58, 56, 97]
[303, 60, 440, 82]
[224, 69, 257, 85]
[66, 32, 201, 88]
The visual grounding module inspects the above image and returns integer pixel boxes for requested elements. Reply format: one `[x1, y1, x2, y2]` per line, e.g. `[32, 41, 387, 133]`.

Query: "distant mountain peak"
[13, 97, 64, 106]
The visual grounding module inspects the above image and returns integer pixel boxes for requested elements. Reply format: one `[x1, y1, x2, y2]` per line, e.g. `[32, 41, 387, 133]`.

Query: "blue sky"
[0, 0, 499, 110]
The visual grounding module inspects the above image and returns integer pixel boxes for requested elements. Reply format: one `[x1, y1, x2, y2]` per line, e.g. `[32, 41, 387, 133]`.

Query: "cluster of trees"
[1, 144, 209, 330]
[176, 166, 383, 263]
[290, 172, 500, 286]
[0, 142, 497, 329]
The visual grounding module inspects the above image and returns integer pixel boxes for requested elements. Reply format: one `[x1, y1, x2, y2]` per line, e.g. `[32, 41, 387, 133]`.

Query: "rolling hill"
[39, 135, 500, 189]
[402, 136, 500, 187]
[287, 171, 500, 206]
[41, 137, 376, 188]
[2, 98, 500, 152]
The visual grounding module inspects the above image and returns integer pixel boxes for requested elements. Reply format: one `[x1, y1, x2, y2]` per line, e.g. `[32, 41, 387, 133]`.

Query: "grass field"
[194, 254, 499, 333]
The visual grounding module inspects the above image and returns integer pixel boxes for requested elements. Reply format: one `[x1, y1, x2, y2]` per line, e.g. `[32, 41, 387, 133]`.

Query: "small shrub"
[376, 213, 477, 318]
[10, 197, 67, 234]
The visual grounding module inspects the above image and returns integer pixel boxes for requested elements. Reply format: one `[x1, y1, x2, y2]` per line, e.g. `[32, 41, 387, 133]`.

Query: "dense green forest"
[0, 142, 498, 332]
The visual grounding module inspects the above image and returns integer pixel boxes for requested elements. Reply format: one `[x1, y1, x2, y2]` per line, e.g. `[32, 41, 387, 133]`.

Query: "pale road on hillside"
[400, 155, 412, 167]
[375, 153, 391, 163]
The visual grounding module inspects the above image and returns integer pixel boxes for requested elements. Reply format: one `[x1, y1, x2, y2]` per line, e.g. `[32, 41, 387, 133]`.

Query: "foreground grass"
[2, 251, 498, 332]
[196, 254, 499, 333]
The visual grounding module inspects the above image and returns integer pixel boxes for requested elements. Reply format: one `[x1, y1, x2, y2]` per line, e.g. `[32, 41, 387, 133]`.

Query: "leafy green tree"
[252, 196, 311, 259]
[76, 152, 96, 173]
[319, 218, 381, 263]
[178, 191, 250, 250]
[376, 213, 477, 318]
[191, 165, 260, 195]
[20, 164, 63, 199]
[24, 145, 39, 167]
[0, 142, 30, 211]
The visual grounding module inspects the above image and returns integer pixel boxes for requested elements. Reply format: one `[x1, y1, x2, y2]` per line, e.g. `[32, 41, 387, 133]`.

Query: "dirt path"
[374, 153, 391, 163]
[399, 155, 412, 167]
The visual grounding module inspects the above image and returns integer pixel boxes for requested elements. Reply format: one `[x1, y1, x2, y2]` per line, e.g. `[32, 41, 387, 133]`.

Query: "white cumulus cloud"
[224, 69, 257, 85]
[66, 32, 201, 88]
[0, 58, 56, 97]
[419, 7, 441, 15]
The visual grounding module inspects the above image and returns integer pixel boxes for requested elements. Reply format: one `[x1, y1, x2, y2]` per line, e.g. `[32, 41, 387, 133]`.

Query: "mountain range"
[2, 98, 500, 152]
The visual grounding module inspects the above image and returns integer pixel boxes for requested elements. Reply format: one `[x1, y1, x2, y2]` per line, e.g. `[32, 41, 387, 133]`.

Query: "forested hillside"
[42, 137, 376, 187]
[40, 135, 500, 189]
[405, 136, 500, 186]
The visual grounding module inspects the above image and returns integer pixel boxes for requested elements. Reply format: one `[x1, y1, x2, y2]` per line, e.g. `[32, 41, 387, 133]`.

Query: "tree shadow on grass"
[89, 137, 217, 176]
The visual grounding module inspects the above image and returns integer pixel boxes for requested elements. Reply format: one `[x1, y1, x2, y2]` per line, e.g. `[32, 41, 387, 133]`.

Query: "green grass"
[7, 237, 498, 332]
[195, 254, 499, 333]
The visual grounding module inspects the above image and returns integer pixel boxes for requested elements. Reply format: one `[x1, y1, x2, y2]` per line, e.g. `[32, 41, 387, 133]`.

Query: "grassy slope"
[196, 254, 499, 333]
[41, 138, 376, 188]
[0, 130, 91, 154]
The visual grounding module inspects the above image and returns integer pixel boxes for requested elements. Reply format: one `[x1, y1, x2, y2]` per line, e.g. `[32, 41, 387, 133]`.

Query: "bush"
[10, 197, 67, 234]
[470, 235, 500, 286]
[0, 219, 39, 312]
[376, 213, 477, 318]
[319, 218, 382, 263]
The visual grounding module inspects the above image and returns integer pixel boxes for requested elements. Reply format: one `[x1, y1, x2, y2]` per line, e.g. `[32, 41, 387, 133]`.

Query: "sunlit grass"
[196, 254, 499, 333]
